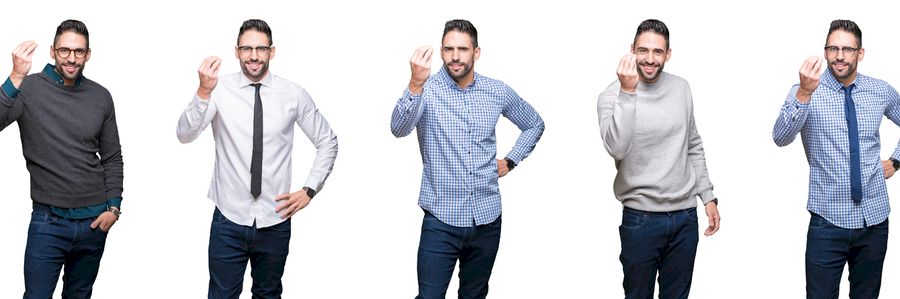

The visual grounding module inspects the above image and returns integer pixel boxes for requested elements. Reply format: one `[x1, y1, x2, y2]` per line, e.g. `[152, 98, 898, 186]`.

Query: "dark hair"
[828, 19, 862, 48]
[238, 19, 273, 46]
[54, 19, 89, 49]
[633, 19, 669, 49]
[443, 19, 478, 48]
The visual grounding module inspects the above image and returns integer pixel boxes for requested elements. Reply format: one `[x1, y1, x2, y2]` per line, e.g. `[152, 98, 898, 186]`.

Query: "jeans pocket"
[620, 211, 647, 230]
[809, 213, 829, 229]
[687, 208, 699, 222]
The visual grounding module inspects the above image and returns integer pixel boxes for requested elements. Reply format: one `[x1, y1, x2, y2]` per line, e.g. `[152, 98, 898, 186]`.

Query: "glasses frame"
[54, 47, 90, 59]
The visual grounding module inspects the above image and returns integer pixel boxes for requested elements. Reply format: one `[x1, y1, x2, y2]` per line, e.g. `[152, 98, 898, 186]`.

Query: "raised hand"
[408, 46, 433, 95]
[196, 56, 222, 100]
[796, 56, 823, 104]
[617, 52, 639, 94]
[10, 41, 38, 88]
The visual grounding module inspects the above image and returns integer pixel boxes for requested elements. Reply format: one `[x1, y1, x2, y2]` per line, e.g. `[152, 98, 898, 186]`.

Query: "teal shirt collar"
[43, 63, 83, 86]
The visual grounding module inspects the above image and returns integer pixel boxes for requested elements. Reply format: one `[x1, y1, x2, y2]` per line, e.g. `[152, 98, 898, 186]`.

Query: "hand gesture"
[617, 53, 638, 94]
[882, 159, 896, 179]
[797, 56, 823, 104]
[10, 41, 37, 88]
[274, 189, 312, 219]
[197, 56, 221, 100]
[408, 46, 433, 95]
[704, 201, 720, 236]
[497, 159, 510, 177]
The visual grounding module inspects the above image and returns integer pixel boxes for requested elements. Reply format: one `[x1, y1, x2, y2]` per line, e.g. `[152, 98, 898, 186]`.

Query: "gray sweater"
[0, 66, 123, 208]
[597, 72, 715, 212]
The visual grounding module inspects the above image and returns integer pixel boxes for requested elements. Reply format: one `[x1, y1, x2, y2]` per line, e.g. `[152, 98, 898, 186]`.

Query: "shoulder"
[80, 77, 113, 98]
[858, 73, 896, 94]
[663, 72, 690, 88]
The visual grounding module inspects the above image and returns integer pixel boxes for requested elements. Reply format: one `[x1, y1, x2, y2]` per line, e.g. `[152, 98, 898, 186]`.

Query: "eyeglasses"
[824, 46, 860, 55]
[237, 46, 272, 56]
[55, 47, 89, 59]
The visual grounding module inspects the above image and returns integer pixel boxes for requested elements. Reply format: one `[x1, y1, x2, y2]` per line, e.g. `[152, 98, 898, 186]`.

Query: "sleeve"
[772, 84, 810, 147]
[501, 85, 544, 165]
[100, 97, 124, 200]
[883, 85, 900, 160]
[390, 80, 430, 138]
[176, 95, 218, 143]
[295, 88, 338, 194]
[0, 77, 26, 131]
[597, 80, 637, 160]
[685, 92, 716, 204]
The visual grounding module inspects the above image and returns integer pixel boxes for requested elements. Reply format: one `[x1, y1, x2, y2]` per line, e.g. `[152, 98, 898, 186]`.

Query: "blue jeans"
[619, 207, 699, 299]
[806, 212, 888, 299]
[208, 208, 291, 299]
[416, 210, 502, 299]
[24, 203, 108, 299]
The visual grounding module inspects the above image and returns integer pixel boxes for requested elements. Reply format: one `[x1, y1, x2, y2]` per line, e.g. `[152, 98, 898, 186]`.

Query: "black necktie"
[250, 83, 263, 198]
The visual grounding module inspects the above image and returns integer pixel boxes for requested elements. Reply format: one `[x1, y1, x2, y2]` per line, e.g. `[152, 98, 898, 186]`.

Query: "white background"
[1, 0, 899, 298]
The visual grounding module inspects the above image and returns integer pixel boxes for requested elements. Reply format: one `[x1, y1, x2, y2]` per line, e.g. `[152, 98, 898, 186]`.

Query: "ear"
[49, 45, 55, 60]
[269, 45, 276, 60]
[473, 46, 480, 62]
[234, 47, 241, 60]
[84, 49, 91, 63]
[665, 48, 672, 62]
[858, 48, 865, 63]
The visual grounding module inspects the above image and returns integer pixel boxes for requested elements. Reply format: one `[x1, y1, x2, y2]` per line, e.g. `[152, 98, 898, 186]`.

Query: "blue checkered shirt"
[391, 68, 545, 227]
[773, 70, 900, 229]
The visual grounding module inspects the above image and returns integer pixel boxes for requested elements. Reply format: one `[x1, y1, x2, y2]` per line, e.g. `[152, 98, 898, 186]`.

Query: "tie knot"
[250, 83, 262, 90]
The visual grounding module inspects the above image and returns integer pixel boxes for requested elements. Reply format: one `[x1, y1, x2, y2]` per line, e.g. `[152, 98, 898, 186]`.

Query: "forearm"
[390, 89, 425, 137]
[176, 95, 213, 143]
[773, 87, 809, 147]
[598, 89, 638, 160]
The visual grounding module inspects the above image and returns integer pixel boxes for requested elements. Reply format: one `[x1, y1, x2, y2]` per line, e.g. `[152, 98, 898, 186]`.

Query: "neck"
[453, 73, 474, 89]
[838, 73, 857, 87]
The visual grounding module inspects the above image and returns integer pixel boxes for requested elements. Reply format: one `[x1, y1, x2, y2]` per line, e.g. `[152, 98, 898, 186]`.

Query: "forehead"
[442, 30, 474, 48]
[238, 30, 270, 45]
[634, 31, 666, 49]
[55, 31, 87, 48]
[826, 30, 859, 47]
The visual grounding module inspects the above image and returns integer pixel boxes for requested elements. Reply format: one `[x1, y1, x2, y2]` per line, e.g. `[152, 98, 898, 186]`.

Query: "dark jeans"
[416, 210, 502, 299]
[619, 207, 699, 299]
[24, 203, 108, 299]
[208, 208, 291, 299]
[806, 212, 889, 299]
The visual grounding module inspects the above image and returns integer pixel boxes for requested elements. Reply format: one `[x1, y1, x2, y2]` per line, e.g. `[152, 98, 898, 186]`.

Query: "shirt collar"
[436, 66, 478, 91]
[821, 67, 862, 91]
[43, 63, 83, 86]
[239, 72, 273, 88]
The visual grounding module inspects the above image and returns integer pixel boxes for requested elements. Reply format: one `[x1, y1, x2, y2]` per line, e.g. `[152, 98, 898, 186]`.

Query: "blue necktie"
[843, 85, 862, 204]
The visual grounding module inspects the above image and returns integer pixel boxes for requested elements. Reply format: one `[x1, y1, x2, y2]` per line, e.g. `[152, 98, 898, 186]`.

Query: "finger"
[424, 47, 433, 65]
[24, 42, 38, 56]
[617, 55, 628, 73]
[627, 54, 637, 74]
[199, 58, 211, 72]
[210, 57, 222, 73]
[812, 56, 823, 74]
[274, 193, 291, 201]
[90, 218, 100, 229]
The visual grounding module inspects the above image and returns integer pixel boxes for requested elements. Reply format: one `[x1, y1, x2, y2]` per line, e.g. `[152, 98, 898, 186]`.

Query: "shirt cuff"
[698, 190, 716, 204]
[106, 197, 123, 208]
[2, 77, 19, 99]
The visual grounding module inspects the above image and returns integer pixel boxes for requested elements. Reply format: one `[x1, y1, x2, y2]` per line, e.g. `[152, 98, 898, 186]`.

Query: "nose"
[452, 49, 460, 61]
[66, 52, 76, 63]
[836, 49, 845, 60]
[249, 49, 259, 60]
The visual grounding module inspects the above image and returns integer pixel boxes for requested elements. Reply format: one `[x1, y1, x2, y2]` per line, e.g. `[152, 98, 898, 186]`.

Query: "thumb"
[90, 218, 100, 229]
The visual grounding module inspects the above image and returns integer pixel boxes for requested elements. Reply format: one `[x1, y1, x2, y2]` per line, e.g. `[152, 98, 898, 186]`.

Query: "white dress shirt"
[177, 72, 338, 228]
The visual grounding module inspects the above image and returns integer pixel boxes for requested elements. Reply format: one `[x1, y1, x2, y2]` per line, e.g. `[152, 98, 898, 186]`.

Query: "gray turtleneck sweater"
[597, 72, 715, 212]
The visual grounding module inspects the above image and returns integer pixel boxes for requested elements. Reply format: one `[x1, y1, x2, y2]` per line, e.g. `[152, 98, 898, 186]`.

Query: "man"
[0, 19, 123, 298]
[176, 19, 338, 299]
[597, 19, 721, 299]
[391, 19, 545, 299]
[773, 19, 895, 298]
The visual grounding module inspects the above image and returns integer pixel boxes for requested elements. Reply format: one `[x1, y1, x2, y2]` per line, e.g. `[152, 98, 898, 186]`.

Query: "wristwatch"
[504, 158, 517, 171]
[107, 206, 121, 218]
[303, 187, 317, 199]
[891, 158, 899, 171]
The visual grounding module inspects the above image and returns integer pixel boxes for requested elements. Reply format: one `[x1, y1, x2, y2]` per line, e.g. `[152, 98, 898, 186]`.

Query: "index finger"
[424, 46, 433, 64]
[209, 56, 222, 72]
